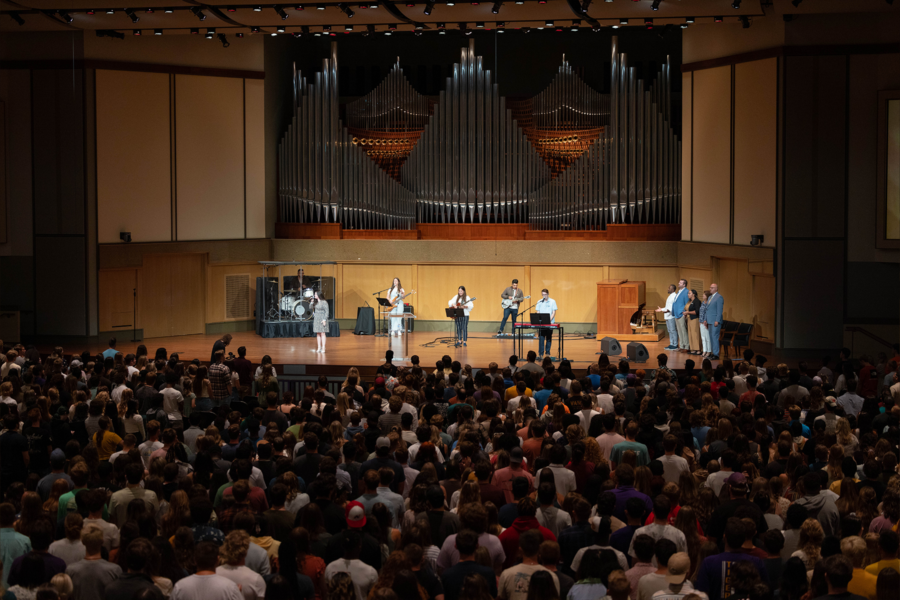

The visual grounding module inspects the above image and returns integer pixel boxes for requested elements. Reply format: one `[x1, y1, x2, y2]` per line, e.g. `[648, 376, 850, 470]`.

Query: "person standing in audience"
[683, 290, 702, 356]
[65, 525, 122, 600]
[703, 284, 724, 360]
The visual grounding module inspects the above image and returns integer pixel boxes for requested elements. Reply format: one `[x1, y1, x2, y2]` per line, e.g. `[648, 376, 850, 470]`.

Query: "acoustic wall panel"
[681, 72, 692, 242]
[734, 59, 777, 248]
[691, 66, 732, 244]
[175, 74, 245, 241]
[244, 79, 265, 239]
[96, 70, 172, 243]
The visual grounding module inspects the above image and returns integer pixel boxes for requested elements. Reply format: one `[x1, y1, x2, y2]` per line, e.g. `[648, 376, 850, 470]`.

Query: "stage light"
[190, 7, 206, 20]
[323, 24, 331, 30]
[133, 29, 141, 35]
[164, 8, 173, 13]
[145, 8, 154, 13]
[338, 3, 355, 16]
[124, 8, 140, 22]
[446, 1, 454, 5]
[685, 16, 694, 23]
[739, 15, 749, 27]
[644, 17, 652, 27]
[570, 23, 578, 31]
[476, 20, 484, 27]
[275, 5, 289, 18]
[714, 15, 723, 22]
[253, 5, 262, 10]
[250, 25, 260, 32]
[545, 19, 552, 26]
[294, 5, 304, 10]
[205, 28, 214, 38]
[277, 24, 285, 32]
[424, 1, 434, 15]
[491, 0, 502, 13]
[190, 27, 199, 33]
[406, 2, 414, 5]
[293, 30, 302, 36]
[522, 26, 530, 32]
[106, 8, 115, 14]
[388, 22, 396, 29]
[732, 0, 741, 7]
[497, 22, 504, 31]
[227, 6, 237, 11]
[59, 10, 74, 22]
[86, 9, 95, 14]
[650, 0, 660, 10]
[317, 4, 325, 8]
[515, 0, 523, 4]
[155, 28, 162, 34]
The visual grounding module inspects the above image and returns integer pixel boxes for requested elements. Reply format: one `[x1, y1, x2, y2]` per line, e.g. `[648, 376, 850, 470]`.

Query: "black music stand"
[445, 307, 466, 347]
[376, 297, 393, 337]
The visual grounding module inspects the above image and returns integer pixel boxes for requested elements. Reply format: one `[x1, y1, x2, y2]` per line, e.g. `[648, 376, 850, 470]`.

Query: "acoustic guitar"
[501, 295, 530, 309]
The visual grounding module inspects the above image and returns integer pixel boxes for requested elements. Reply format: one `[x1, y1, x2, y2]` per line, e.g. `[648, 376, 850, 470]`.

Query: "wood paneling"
[244, 78, 266, 239]
[275, 223, 342, 239]
[692, 66, 732, 244]
[99, 268, 142, 332]
[175, 74, 245, 241]
[606, 224, 682, 241]
[753, 274, 776, 342]
[418, 223, 528, 240]
[96, 70, 171, 244]
[207, 262, 258, 323]
[682, 71, 693, 242]
[143, 253, 206, 338]
[416, 265, 527, 323]
[338, 264, 415, 320]
[275, 223, 681, 241]
[607, 266, 678, 309]
[734, 58, 777, 248]
[342, 230, 419, 240]
[530, 266, 609, 324]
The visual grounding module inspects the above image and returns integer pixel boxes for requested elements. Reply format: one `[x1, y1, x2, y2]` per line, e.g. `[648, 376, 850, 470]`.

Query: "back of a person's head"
[822, 554, 854, 589]
[632, 534, 655, 564]
[455, 529, 479, 556]
[654, 537, 677, 567]
[194, 541, 221, 572]
[125, 538, 154, 572]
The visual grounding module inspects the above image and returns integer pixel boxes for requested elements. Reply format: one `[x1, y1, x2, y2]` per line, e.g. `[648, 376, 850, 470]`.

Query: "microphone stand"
[373, 288, 391, 337]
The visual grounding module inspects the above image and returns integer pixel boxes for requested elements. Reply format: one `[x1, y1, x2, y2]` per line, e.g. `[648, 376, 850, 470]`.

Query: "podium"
[387, 313, 417, 360]
[597, 280, 645, 336]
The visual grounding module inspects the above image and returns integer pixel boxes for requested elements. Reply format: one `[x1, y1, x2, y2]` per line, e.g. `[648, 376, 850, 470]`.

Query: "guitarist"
[447, 286, 475, 347]
[388, 277, 406, 338]
[498, 279, 526, 335]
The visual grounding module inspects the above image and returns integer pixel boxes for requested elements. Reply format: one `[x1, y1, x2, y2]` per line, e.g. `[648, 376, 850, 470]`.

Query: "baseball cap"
[376, 436, 391, 449]
[666, 552, 691, 584]
[375, 377, 385, 386]
[726, 472, 748, 492]
[825, 396, 837, 408]
[346, 501, 366, 528]
[510, 447, 523, 464]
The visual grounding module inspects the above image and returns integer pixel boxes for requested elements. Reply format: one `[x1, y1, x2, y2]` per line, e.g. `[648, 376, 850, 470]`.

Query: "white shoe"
[311, 349, 318, 352]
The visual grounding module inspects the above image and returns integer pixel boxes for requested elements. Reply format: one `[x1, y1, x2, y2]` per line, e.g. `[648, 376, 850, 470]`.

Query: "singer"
[448, 286, 474, 347]
[536, 288, 557, 358]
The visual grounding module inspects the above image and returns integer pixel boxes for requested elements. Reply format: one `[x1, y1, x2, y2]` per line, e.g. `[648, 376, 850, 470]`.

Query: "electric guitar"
[390, 289, 416, 307]
[454, 297, 477, 309]
[501, 295, 530, 309]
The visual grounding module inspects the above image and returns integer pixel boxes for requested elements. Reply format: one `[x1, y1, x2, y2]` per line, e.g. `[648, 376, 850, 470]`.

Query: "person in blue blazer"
[704, 283, 724, 359]
[671, 279, 690, 352]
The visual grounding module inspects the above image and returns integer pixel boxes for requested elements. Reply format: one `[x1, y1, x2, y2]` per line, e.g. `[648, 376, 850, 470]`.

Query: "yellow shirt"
[506, 386, 533, 402]
[93, 431, 123, 461]
[865, 558, 900, 576]
[847, 568, 877, 600]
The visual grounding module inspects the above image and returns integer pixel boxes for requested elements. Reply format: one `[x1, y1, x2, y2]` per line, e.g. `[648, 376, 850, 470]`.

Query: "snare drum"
[302, 288, 315, 299]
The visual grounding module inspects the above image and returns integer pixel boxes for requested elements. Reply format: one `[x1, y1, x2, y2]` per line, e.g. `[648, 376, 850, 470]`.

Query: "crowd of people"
[1, 338, 900, 600]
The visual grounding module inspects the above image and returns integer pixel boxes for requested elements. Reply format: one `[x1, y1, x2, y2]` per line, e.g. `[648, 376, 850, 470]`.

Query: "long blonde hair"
[336, 392, 351, 416]
[836, 418, 854, 446]
[456, 481, 482, 515]
[798, 518, 824, 567]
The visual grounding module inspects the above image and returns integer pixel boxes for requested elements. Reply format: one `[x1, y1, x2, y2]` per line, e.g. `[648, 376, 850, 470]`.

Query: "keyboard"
[514, 323, 560, 328]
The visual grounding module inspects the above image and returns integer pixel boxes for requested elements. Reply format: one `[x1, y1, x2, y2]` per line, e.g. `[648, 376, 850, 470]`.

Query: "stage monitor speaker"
[627, 342, 649, 363]
[600, 337, 622, 356]
[404, 304, 415, 333]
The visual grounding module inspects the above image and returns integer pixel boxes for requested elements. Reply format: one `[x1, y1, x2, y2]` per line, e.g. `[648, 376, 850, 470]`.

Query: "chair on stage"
[718, 321, 740, 358]
[729, 323, 754, 359]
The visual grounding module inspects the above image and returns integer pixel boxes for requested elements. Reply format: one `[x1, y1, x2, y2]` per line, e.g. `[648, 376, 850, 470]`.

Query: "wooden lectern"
[597, 280, 646, 336]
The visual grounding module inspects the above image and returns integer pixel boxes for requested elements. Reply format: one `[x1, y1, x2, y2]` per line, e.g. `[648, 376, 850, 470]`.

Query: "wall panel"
[99, 268, 142, 333]
[529, 266, 609, 324]
[713, 258, 754, 325]
[734, 59, 777, 248]
[339, 264, 414, 320]
[96, 70, 172, 243]
[175, 74, 245, 240]
[691, 66, 732, 244]
[244, 79, 266, 239]
[143, 253, 206, 337]
[607, 266, 678, 311]
[416, 266, 528, 323]
[208, 263, 258, 324]
[682, 72, 693, 242]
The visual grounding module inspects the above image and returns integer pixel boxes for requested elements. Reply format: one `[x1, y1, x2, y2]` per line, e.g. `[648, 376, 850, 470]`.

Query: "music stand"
[530, 313, 551, 325]
[376, 297, 393, 337]
[445, 307, 466, 347]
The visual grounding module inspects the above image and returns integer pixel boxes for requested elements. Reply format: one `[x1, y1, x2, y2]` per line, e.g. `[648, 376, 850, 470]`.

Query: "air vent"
[689, 279, 705, 294]
[225, 274, 251, 320]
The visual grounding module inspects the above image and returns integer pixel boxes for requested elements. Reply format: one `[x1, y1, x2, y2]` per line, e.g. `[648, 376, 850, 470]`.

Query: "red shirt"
[498, 516, 556, 569]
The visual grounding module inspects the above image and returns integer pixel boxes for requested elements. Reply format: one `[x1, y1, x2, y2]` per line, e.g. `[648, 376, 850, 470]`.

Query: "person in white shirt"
[837, 379, 865, 418]
[172, 541, 243, 600]
[658, 435, 689, 484]
[448, 286, 475, 348]
[323, 523, 378, 600]
[216, 531, 267, 600]
[536, 289, 558, 358]
[596, 414, 626, 462]
[656, 284, 679, 351]
[595, 379, 616, 414]
[533, 445, 577, 497]
[627, 496, 687, 560]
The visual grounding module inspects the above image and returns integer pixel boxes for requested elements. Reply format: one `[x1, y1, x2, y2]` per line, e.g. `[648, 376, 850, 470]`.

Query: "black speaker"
[600, 337, 622, 356]
[627, 342, 649, 363]
[404, 304, 415, 333]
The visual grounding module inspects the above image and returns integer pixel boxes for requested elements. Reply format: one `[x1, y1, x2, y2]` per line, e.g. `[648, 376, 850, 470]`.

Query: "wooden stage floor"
[75, 330, 779, 371]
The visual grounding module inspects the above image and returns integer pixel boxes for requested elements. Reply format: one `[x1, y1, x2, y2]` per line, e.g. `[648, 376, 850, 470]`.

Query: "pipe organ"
[276, 36, 680, 231]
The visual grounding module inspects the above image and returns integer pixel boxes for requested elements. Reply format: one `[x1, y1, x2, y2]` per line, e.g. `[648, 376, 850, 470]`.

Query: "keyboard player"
[535, 288, 558, 358]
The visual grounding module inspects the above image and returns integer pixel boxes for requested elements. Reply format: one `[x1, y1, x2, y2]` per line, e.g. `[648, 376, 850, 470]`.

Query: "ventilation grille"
[225, 274, 251, 320]
[689, 279, 706, 294]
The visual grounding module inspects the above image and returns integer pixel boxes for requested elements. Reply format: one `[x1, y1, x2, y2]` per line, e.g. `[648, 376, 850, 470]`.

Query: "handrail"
[845, 326, 894, 350]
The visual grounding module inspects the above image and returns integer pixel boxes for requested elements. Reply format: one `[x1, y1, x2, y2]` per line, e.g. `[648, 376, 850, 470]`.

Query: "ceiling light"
[650, 0, 660, 10]
[345, 24, 353, 30]
[545, 19, 552, 26]
[275, 5, 288, 18]
[253, 5, 262, 10]
[277, 24, 285, 32]
[164, 8, 173, 13]
[424, 1, 434, 15]
[475, 21, 483, 27]
[227, 6, 237, 11]
[294, 5, 304, 10]
[106, 8, 115, 14]
[145, 8, 154, 13]
[323, 24, 331, 30]
[492, 0, 502, 13]
[515, 0, 523, 3]
[124, 8, 139, 22]
[190, 7, 206, 20]
[236, 32, 243, 37]
[714, 15, 723, 22]
[86, 9, 95, 14]
[154, 28, 162, 34]
[133, 29, 141, 35]
[644, 17, 652, 27]
[59, 10, 74, 22]
[251, 26, 260, 32]
[205, 29, 214, 38]
[446, 1, 454, 5]
[190, 27, 199, 33]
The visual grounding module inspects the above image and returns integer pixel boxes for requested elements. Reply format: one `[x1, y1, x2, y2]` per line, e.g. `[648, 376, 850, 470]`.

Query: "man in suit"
[672, 278, 689, 352]
[705, 283, 724, 360]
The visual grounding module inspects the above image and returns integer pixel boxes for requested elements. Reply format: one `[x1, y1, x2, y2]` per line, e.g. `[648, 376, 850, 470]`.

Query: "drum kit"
[280, 286, 317, 321]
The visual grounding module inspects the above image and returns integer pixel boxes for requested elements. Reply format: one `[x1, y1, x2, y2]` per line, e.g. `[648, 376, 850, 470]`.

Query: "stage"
[67, 330, 781, 376]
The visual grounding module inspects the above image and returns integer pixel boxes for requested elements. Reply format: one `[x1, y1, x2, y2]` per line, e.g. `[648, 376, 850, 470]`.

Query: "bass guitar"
[501, 295, 530, 309]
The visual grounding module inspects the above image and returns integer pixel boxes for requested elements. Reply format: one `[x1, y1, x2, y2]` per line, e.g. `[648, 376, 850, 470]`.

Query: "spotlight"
[545, 19, 552, 26]
[86, 9, 95, 14]
[739, 15, 749, 27]
[227, 6, 237, 11]
[388, 22, 396, 29]
[345, 24, 353, 30]
[106, 8, 115, 14]
[650, 0, 660, 10]
[154, 28, 162, 34]
[732, 0, 741, 7]
[145, 8, 154, 13]
[253, 5, 262, 10]
[476, 21, 484, 27]
[685, 16, 694, 23]
[164, 8, 173, 13]
[323, 24, 331, 30]
[251, 25, 260, 32]
[492, 0, 502, 13]
[446, 1, 454, 5]
[190, 27, 199, 33]
[205, 30, 214, 38]
[424, 1, 434, 15]
[368, 3, 378, 7]
[316, 4, 325, 8]
[516, 0, 522, 3]
[294, 5, 304, 10]
[497, 21, 504, 31]
[337, 3, 354, 16]
[406, 2, 415, 6]
[275, 5, 288, 18]
[644, 17, 652, 27]
[58, 10, 74, 22]
[190, 7, 206, 20]
[120, 232, 132, 243]
[415, 22, 423, 28]
[570, 23, 578, 31]
[714, 15, 723, 22]
[236, 32, 244, 37]
[124, 8, 139, 22]
[293, 31, 302, 36]
[619, 17, 627, 24]
[277, 24, 285, 32]
[133, 29, 141, 35]
[437, 21, 445, 27]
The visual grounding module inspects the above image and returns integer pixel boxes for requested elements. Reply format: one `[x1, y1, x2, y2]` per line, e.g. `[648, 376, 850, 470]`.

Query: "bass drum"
[293, 300, 313, 321]
[280, 294, 297, 312]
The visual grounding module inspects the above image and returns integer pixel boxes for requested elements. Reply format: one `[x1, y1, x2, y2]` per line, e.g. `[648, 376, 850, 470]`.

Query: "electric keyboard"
[513, 322, 564, 360]
[514, 323, 560, 329]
